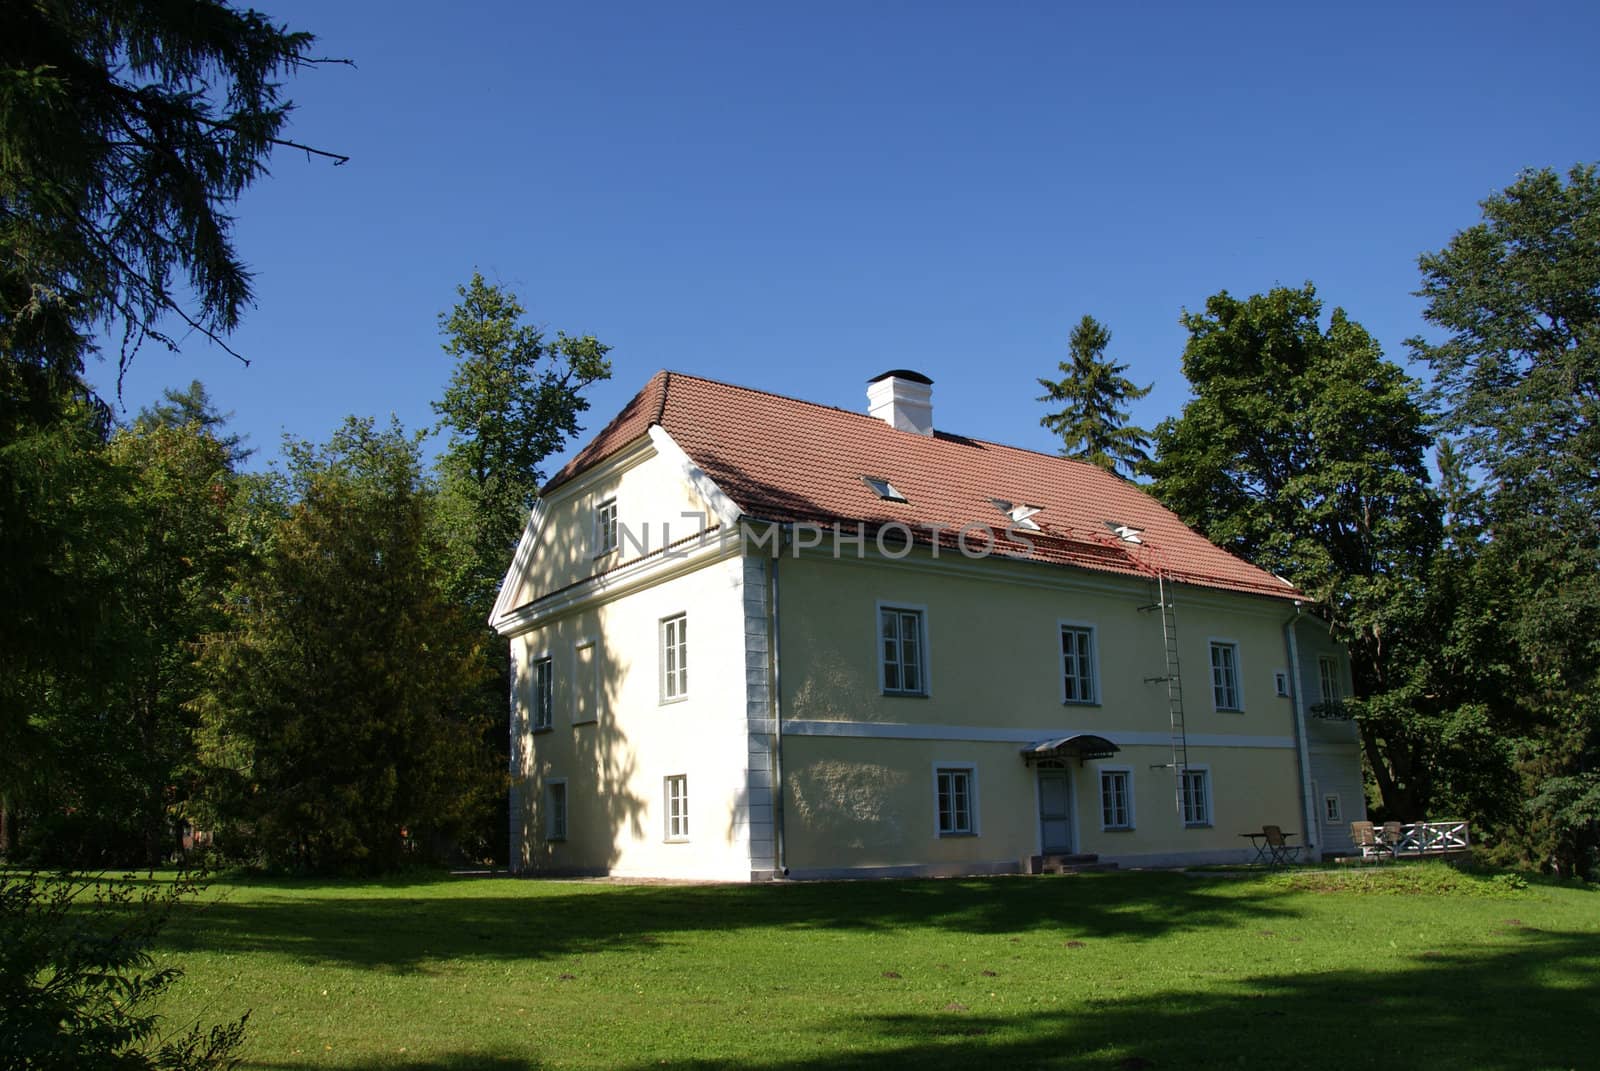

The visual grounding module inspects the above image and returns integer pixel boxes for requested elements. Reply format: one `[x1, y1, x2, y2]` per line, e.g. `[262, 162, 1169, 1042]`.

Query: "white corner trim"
[489, 498, 548, 634]
[648, 425, 743, 530]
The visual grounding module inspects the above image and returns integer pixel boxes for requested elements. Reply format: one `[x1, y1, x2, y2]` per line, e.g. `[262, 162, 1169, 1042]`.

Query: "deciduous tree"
[195, 418, 496, 871]
[1144, 284, 1475, 821]
[432, 273, 612, 620]
[6, 390, 242, 866]
[1412, 164, 1600, 876]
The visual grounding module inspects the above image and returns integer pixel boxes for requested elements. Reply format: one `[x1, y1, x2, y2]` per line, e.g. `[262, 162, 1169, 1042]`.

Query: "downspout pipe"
[1283, 604, 1319, 861]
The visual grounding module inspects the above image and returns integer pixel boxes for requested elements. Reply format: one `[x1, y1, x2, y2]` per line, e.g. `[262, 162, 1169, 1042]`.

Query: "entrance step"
[1029, 853, 1119, 875]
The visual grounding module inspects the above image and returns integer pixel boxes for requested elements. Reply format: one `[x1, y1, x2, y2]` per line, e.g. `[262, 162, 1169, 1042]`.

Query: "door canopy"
[1021, 734, 1121, 764]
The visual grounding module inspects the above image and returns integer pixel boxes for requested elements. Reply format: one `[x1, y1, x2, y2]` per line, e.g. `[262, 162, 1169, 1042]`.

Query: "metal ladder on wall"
[1139, 571, 1190, 816]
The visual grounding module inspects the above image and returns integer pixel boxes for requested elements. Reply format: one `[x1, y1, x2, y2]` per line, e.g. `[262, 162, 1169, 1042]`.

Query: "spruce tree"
[1036, 315, 1152, 477]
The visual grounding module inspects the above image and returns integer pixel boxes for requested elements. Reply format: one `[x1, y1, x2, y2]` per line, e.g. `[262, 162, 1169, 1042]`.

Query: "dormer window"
[990, 498, 1044, 530]
[594, 497, 618, 555]
[863, 476, 907, 503]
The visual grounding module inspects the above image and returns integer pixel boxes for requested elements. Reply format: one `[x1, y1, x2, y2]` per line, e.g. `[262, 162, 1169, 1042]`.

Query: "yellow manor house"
[490, 370, 1365, 880]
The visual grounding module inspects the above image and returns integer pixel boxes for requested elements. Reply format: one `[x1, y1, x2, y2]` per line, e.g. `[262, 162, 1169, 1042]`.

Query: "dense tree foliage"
[1, 0, 339, 411]
[195, 419, 498, 871]
[1412, 164, 1600, 876]
[0, 401, 131, 856]
[2, 393, 242, 865]
[1036, 314, 1151, 477]
[433, 272, 612, 621]
[2, 0, 330, 865]
[27, 412, 240, 865]
[1142, 284, 1502, 822]
[1145, 285, 1438, 610]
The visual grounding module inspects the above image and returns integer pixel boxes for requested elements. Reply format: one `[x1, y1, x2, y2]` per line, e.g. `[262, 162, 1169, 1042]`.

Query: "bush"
[0, 869, 247, 1069]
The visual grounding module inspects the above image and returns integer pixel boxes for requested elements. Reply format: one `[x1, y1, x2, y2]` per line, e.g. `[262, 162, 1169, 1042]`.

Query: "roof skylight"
[990, 498, 1044, 530]
[863, 476, 907, 502]
[1105, 521, 1145, 545]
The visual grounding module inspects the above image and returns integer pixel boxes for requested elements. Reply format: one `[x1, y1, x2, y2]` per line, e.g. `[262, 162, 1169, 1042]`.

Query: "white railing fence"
[1394, 820, 1469, 853]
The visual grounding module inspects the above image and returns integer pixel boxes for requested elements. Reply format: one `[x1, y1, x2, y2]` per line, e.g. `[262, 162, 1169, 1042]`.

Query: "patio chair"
[1350, 821, 1390, 862]
[1262, 824, 1300, 865]
[1382, 821, 1404, 857]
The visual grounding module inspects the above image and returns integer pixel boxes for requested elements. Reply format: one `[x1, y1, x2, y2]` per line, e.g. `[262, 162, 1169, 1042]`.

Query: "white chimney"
[867, 370, 935, 436]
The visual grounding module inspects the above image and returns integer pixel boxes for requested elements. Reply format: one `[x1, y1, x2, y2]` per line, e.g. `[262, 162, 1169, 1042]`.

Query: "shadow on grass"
[232, 926, 1600, 1071]
[252, 1057, 535, 1071]
[626, 928, 1600, 1071]
[157, 872, 1293, 969]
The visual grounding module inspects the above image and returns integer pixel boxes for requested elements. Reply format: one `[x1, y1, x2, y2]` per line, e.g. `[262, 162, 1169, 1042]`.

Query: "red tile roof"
[546, 371, 1301, 602]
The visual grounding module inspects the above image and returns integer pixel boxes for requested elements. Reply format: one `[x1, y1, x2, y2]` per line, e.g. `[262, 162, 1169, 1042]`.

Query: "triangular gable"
[488, 497, 549, 632]
[488, 426, 743, 635]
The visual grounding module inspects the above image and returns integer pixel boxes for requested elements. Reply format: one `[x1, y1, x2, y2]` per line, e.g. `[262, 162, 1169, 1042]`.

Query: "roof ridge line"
[659, 371, 1126, 477]
[655, 369, 909, 427]
[951, 432, 1137, 475]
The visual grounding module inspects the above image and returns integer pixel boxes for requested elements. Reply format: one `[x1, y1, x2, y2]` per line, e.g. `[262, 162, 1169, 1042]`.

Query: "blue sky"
[88, 1, 1600, 475]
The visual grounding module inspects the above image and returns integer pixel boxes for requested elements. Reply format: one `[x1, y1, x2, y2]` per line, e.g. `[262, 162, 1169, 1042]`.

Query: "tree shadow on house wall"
[509, 619, 648, 876]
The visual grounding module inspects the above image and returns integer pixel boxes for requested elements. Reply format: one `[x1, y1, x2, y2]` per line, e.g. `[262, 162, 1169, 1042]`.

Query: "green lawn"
[150, 864, 1599, 1070]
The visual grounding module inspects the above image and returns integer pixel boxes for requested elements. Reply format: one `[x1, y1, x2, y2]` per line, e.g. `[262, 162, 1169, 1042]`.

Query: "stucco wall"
[782, 735, 1305, 873]
[508, 546, 754, 880]
[775, 549, 1314, 871]
[778, 550, 1302, 739]
[503, 441, 767, 879]
[511, 440, 712, 610]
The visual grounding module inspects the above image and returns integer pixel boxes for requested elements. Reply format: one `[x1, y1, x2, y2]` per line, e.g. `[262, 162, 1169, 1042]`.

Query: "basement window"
[863, 476, 907, 502]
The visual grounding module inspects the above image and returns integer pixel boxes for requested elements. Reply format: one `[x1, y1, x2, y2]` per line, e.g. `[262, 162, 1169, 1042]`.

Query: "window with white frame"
[1210, 641, 1241, 711]
[1060, 625, 1098, 704]
[661, 614, 688, 702]
[1324, 793, 1343, 824]
[1100, 769, 1133, 830]
[546, 780, 567, 840]
[1181, 768, 1211, 827]
[1318, 656, 1342, 705]
[935, 766, 976, 836]
[594, 497, 618, 555]
[880, 606, 927, 695]
[531, 656, 553, 731]
[664, 775, 689, 841]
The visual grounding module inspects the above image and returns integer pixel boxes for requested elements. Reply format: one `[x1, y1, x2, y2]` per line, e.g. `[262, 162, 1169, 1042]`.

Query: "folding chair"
[1350, 821, 1389, 862]
[1262, 824, 1300, 865]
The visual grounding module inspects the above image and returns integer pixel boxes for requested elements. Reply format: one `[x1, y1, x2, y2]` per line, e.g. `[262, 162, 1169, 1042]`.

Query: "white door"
[1039, 768, 1073, 854]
